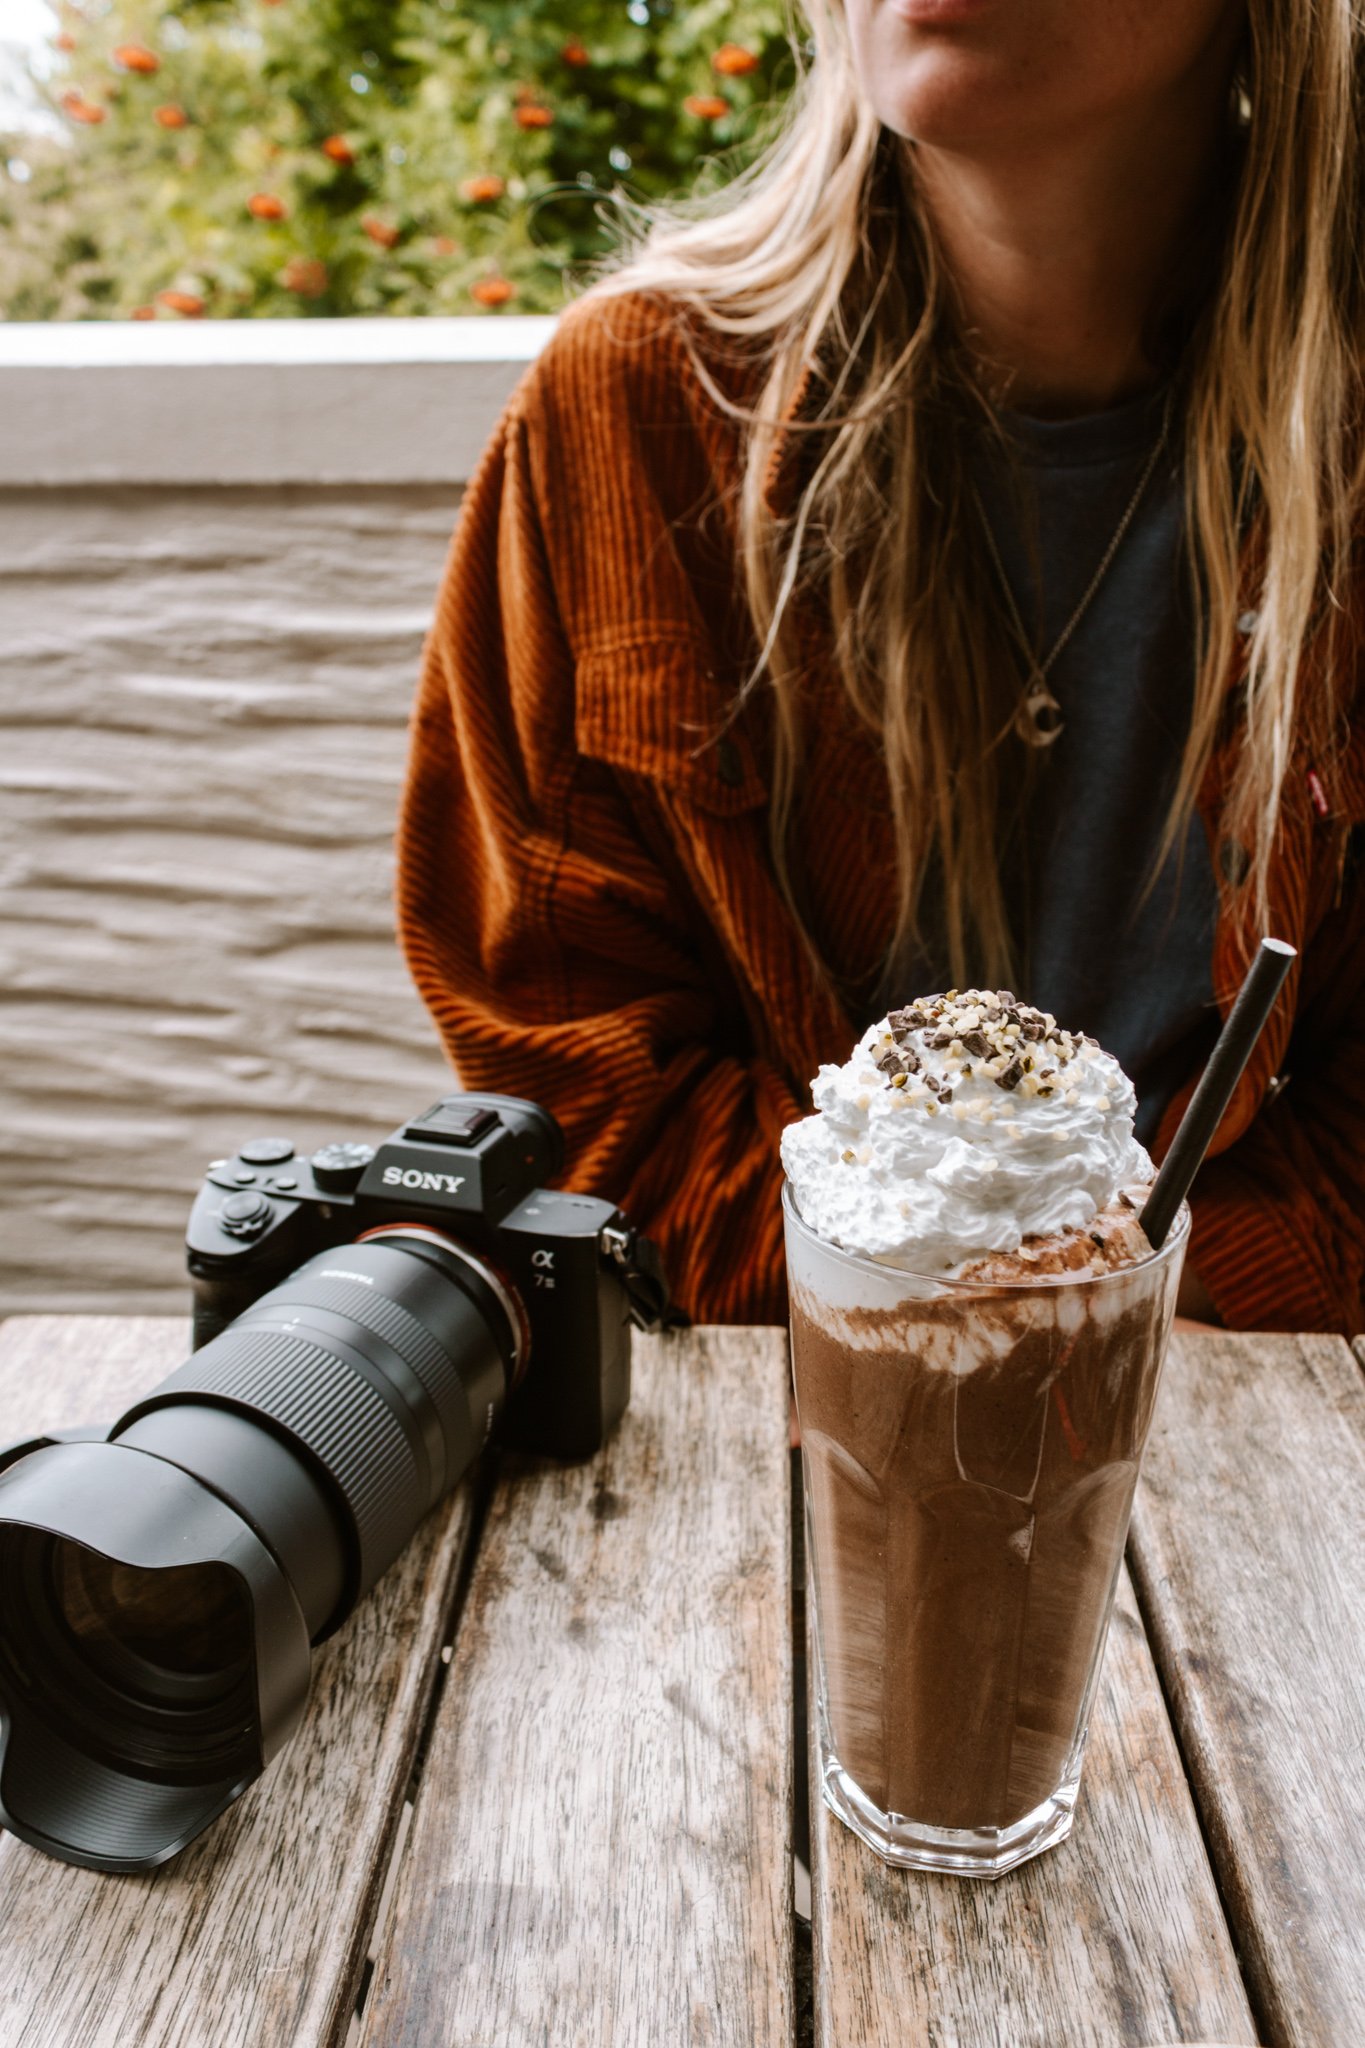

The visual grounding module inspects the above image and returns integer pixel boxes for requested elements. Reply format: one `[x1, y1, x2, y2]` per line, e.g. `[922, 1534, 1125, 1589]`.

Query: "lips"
[886, 0, 999, 24]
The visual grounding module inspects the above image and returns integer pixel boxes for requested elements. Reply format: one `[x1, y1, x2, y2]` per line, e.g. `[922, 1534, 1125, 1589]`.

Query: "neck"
[913, 71, 1237, 418]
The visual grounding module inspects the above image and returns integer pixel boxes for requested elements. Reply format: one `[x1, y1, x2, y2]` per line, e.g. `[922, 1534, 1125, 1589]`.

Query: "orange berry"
[361, 213, 401, 248]
[281, 255, 328, 297]
[247, 191, 287, 220]
[560, 40, 590, 66]
[514, 103, 553, 129]
[61, 92, 106, 123]
[154, 103, 188, 128]
[683, 94, 730, 121]
[459, 174, 504, 204]
[156, 289, 205, 317]
[471, 277, 516, 306]
[320, 133, 355, 165]
[430, 235, 461, 257]
[53, 31, 77, 51]
[711, 42, 760, 76]
[129, 304, 156, 320]
[113, 43, 160, 73]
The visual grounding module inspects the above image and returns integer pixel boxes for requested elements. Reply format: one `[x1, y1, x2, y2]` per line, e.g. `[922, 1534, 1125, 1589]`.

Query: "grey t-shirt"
[962, 383, 1221, 1146]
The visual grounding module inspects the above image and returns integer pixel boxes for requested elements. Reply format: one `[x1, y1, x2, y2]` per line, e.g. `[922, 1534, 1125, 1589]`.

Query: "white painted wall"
[0, 320, 556, 1315]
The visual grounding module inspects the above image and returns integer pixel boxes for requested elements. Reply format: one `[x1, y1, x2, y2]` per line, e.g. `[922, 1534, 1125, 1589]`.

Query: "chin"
[874, 52, 1034, 152]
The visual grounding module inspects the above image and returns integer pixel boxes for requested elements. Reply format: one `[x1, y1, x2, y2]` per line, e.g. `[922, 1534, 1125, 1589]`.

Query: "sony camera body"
[186, 1091, 667, 1462]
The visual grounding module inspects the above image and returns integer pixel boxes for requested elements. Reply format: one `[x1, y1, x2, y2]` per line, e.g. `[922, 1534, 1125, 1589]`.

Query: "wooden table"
[1, 1316, 1362, 2048]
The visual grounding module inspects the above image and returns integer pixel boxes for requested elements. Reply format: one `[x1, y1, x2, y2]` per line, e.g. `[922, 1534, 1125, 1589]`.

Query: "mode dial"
[310, 1141, 375, 1194]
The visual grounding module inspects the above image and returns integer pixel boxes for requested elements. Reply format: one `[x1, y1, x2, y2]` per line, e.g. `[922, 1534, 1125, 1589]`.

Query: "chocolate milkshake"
[782, 989, 1188, 1876]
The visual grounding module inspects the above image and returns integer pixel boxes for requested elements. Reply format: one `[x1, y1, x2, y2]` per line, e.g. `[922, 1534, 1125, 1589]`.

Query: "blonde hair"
[574, 1, 1365, 998]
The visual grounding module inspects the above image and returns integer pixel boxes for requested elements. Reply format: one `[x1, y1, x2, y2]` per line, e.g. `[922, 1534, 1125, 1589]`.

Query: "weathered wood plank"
[1129, 1330, 1365, 2048]
[358, 1326, 795, 2048]
[808, 1556, 1258, 2048]
[0, 1315, 478, 2048]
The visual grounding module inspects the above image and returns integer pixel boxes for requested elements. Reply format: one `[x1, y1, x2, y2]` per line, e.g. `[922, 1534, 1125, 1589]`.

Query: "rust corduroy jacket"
[397, 290, 1365, 1335]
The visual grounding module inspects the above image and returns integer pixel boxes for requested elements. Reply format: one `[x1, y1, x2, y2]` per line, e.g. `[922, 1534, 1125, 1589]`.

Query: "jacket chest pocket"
[574, 636, 767, 817]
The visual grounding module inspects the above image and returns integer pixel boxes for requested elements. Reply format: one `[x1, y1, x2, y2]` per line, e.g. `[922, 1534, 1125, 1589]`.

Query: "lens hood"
[0, 1439, 310, 1872]
[0, 1229, 515, 1873]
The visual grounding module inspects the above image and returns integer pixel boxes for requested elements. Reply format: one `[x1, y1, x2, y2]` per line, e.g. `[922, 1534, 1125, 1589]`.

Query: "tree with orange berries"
[0, 0, 796, 319]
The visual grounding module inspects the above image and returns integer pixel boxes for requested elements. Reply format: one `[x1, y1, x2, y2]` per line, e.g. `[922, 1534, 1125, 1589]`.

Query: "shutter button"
[220, 1191, 272, 1237]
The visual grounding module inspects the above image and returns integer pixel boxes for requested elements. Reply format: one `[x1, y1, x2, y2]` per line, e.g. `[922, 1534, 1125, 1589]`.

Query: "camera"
[0, 1094, 669, 1874]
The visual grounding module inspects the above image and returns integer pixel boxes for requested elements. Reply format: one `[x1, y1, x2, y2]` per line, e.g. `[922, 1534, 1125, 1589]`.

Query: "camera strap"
[599, 1224, 686, 1332]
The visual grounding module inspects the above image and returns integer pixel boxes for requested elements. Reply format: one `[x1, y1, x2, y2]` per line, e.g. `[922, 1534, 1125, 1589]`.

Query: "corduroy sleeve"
[1185, 841, 1365, 1335]
[396, 400, 802, 1327]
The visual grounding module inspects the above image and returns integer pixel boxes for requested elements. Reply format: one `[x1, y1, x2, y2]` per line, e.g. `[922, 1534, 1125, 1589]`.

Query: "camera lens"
[115, 1230, 522, 1626]
[0, 1225, 525, 1871]
[52, 1543, 251, 1693]
[0, 1521, 262, 1803]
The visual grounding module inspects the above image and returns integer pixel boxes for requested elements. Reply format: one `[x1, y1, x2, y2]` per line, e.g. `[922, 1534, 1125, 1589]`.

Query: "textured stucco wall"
[0, 480, 469, 1315]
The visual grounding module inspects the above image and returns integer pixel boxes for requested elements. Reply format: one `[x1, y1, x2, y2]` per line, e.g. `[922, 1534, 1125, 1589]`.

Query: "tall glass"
[784, 1179, 1189, 1878]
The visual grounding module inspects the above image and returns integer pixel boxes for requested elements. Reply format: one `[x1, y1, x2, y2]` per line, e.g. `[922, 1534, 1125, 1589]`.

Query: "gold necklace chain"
[970, 387, 1175, 748]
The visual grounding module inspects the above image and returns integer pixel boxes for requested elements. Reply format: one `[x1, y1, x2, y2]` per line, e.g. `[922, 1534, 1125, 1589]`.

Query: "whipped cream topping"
[781, 988, 1153, 1274]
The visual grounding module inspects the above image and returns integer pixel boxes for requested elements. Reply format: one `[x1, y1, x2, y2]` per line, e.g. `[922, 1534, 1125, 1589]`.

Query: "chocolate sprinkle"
[874, 987, 1088, 1103]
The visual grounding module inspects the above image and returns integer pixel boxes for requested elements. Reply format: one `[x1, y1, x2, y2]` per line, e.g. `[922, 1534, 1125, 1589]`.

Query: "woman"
[397, 0, 1365, 1334]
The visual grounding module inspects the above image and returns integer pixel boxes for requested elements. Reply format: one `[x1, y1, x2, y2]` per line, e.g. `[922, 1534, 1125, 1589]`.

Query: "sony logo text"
[381, 1166, 466, 1194]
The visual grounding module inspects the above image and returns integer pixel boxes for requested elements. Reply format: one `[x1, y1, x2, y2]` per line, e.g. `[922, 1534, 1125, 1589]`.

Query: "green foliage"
[0, 0, 800, 318]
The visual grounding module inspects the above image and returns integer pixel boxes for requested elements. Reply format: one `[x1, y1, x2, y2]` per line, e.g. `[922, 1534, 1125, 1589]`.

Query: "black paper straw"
[1140, 936, 1297, 1250]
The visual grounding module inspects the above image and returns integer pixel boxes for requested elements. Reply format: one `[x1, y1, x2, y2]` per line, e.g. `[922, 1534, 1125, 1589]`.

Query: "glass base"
[813, 1633, 1086, 1879]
